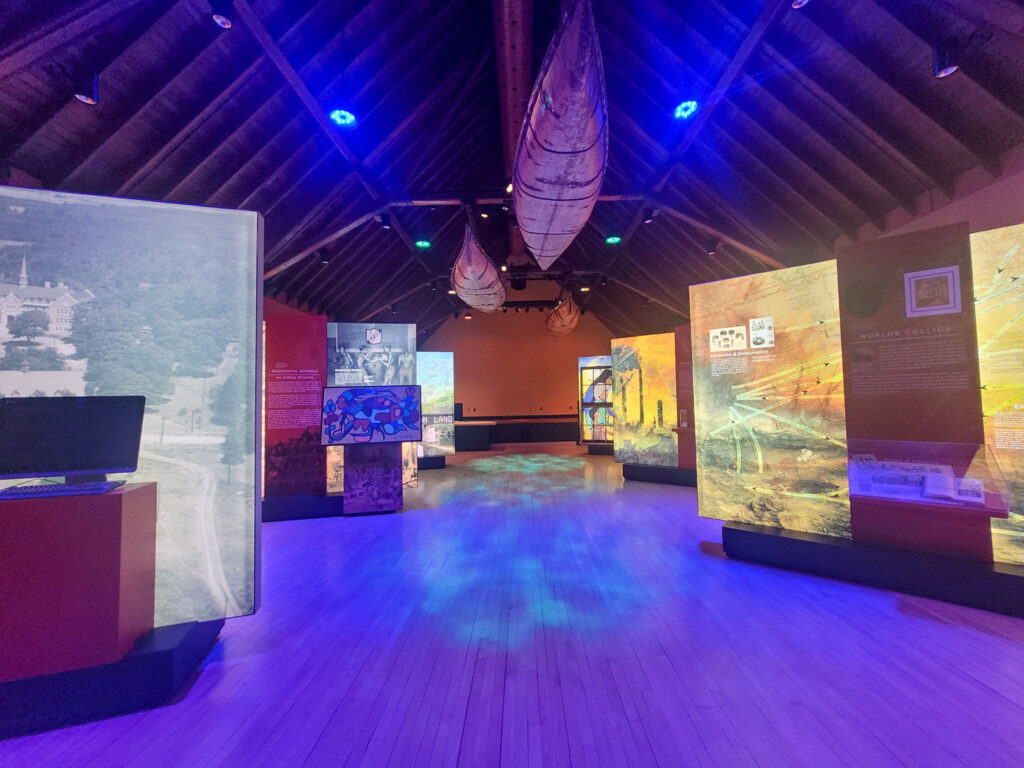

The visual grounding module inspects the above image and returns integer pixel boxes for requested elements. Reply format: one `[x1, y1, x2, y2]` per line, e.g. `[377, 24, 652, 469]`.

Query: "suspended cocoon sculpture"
[513, 0, 608, 271]
[451, 222, 506, 312]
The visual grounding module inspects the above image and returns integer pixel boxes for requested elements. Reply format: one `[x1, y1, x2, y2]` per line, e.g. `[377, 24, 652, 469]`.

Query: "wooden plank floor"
[3, 443, 1024, 767]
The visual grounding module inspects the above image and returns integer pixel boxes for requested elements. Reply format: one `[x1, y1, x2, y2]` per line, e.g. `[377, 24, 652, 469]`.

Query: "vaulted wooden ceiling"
[2, 0, 1023, 340]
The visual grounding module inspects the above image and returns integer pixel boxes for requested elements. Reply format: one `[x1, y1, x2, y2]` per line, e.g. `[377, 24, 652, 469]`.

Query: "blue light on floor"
[674, 100, 699, 120]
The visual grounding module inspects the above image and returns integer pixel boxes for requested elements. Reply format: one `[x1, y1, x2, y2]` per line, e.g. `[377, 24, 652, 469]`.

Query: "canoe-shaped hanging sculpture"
[513, 0, 607, 271]
[547, 295, 580, 337]
[451, 223, 506, 313]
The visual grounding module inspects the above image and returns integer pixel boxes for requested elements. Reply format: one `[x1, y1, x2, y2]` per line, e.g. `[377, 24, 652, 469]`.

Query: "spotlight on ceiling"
[329, 109, 357, 127]
[430, 282, 438, 292]
[500, 200, 511, 212]
[390, 305, 397, 315]
[480, 210, 489, 219]
[414, 240, 431, 249]
[209, 0, 233, 28]
[791, 0, 810, 8]
[447, 288, 457, 295]
[605, 235, 622, 245]
[642, 207, 656, 225]
[506, 181, 514, 194]
[933, 40, 960, 78]
[463, 310, 473, 320]
[579, 285, 591, 293]
[500, 262, 508, 273]
[674, 100, 699, 120]
[707, 238, 720, 256]
[73, 72, 99, 105]
[600, 275, 608, 287]
[515, 307, 520, 313]
[318, 248, 331, 265]
[510, 215, 519, 230]
[379, 212, 392, 230]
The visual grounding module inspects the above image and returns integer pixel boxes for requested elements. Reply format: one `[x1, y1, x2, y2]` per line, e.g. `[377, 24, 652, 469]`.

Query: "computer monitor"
[0, 396, 146, 482]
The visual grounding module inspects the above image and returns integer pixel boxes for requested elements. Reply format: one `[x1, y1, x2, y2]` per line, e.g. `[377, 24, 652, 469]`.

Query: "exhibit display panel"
[0, 187, 261, 626]
[611, 334, 677, 466]
[321, 386, 422, 445]
[690, 261, 850, 538]
[972, 222, 1024, 565]
[325, 323, 417, 492]
[417, 351, 455, 457]
[578, 354, 613, 444]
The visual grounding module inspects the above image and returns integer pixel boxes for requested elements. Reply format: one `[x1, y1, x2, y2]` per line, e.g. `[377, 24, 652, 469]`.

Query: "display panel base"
[417, 456, 446, 470]
[0, 620, 223, 740]
[622, 463, 697, 486]
[262, 494, 344, 522]
[722, 522, 1024, 618]
[587, 444, 614, 455]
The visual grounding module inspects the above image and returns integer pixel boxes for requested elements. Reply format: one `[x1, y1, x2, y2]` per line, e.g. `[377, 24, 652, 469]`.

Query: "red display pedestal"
[0, 483, 157, 683]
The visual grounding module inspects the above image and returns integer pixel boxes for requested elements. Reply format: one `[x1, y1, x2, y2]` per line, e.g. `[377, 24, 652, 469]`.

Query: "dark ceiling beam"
[266, 173, 360, 261]
[207, 129, 325, 210]
[359, 280, 432, 323]
[652, 0, 789, 195]
[264, 209, 382, 279]
[931, 0, 1024, 42]
[253, 141, 333, 216]
[792, 8, 1003, 178]
[491, 0, 534, 266]
[585, 291, 641, 335]
[702, 0, 950, 198]
[0, 0, 152, 80]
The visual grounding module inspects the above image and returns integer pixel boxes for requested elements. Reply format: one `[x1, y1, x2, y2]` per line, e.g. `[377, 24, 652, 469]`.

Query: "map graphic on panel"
[579, 355, 614, 444]
[325, 323, 417, 492]
[690, 262, 850, 538]
[0, 187, 260, 626]
[972, 223, 1024, 566]
[417, 351, 455, 457]
[611, 334, 677, 466]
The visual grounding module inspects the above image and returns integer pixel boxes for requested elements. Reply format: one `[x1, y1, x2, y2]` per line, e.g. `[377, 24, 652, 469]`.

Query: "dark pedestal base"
[417, 455, 446, 470]
[262, 494, 343, 522]
[722, 522, 1024, 618]
[587, 444, 614, 455]
[622, 463, 697, 486]
[455, 424, 491, 451]
[0, 620, 223, 740]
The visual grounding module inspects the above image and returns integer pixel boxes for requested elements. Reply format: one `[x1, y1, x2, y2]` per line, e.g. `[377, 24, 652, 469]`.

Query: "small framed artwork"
[904, 266, 961, 318]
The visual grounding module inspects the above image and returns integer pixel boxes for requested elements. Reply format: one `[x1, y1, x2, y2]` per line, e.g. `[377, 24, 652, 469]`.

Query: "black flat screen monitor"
[0, 396, 146, 480]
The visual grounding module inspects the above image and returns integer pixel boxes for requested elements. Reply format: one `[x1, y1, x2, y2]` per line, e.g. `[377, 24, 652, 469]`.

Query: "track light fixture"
[73, 72, 99, 105]
[600, 275, 608, 287]
[642, 207, 656, 225]
[933, 39, 959, 78]
[791, 0, 810, 8]
[318, 248, 331, 265]
[500, 261, 508, 273]
[706, 238, 720, 256]
[379, 212, 392, 230]
[209, 0, 234, 29]
[447, 288, 457, 295]
[390, 305, 397, 315]
[500, 200, 511, 212]
[463, 310, 473, 320]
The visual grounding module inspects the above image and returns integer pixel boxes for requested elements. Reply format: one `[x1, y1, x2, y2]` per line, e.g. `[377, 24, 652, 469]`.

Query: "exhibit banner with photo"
[690, 262, 850, 538]
[578, 354, 613, 444]
[325, 322, 417, 492]
[972, 222, 1024, 566]
[674, 326, 696, 469]
[417, 351, 455, 457]
[0, 187, 261, 626]
[264, 314, 326, 497]
[611, 334, 677, 466]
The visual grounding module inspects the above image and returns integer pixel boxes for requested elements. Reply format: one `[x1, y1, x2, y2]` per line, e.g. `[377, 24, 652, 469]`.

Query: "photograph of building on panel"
[690, 262, 850, 538]
[579, 355, 614, 444]
[0, 187, 259, 626]
[417, 351, 455, 457]
[611, 335, 677, 466]
[325, 323, 417, 492]
[972, 223, 1024, 566]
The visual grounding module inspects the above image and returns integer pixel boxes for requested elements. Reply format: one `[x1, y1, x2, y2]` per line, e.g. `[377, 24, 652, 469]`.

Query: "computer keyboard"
[0, 480, 126, 500]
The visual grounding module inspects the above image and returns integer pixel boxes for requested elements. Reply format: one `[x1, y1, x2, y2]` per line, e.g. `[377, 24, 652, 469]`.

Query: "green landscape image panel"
[417, 351, 455, 457]
[0, 187, 260, 626]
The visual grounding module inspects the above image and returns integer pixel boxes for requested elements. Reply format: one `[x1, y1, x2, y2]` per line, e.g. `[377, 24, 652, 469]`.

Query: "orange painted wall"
[421, 299, 615, 418]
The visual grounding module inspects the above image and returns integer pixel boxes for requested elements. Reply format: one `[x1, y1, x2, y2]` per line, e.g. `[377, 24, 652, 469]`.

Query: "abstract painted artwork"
[611, 335, 678, 466]
[321, 386, 422, 446]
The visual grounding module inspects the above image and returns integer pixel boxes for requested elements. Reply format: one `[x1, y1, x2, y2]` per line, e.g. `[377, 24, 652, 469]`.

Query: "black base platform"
[722, 522, 1024, 618]
[262, 494, 343, 522]
[587, 444, 614, 455]
[417, 455, 446, 470]
[622, 463, 697, 486]
[0, 619, 224, 740]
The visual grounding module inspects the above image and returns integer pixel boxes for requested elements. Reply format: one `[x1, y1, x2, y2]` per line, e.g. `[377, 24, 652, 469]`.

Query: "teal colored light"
[605, 235, 622, 245]
[674, 100, 699, 120]
[414, 240, 431, 249]
[329, 109, 356, 127]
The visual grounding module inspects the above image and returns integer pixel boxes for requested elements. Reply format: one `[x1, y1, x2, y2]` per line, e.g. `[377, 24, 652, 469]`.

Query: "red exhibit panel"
[264, 314, 327, 497]
[0, 484, 157, 683]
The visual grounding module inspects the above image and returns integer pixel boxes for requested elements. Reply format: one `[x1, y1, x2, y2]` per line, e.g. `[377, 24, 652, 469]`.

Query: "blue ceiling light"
[674, 100, 699, 120]
[329, 109, 357, 127]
